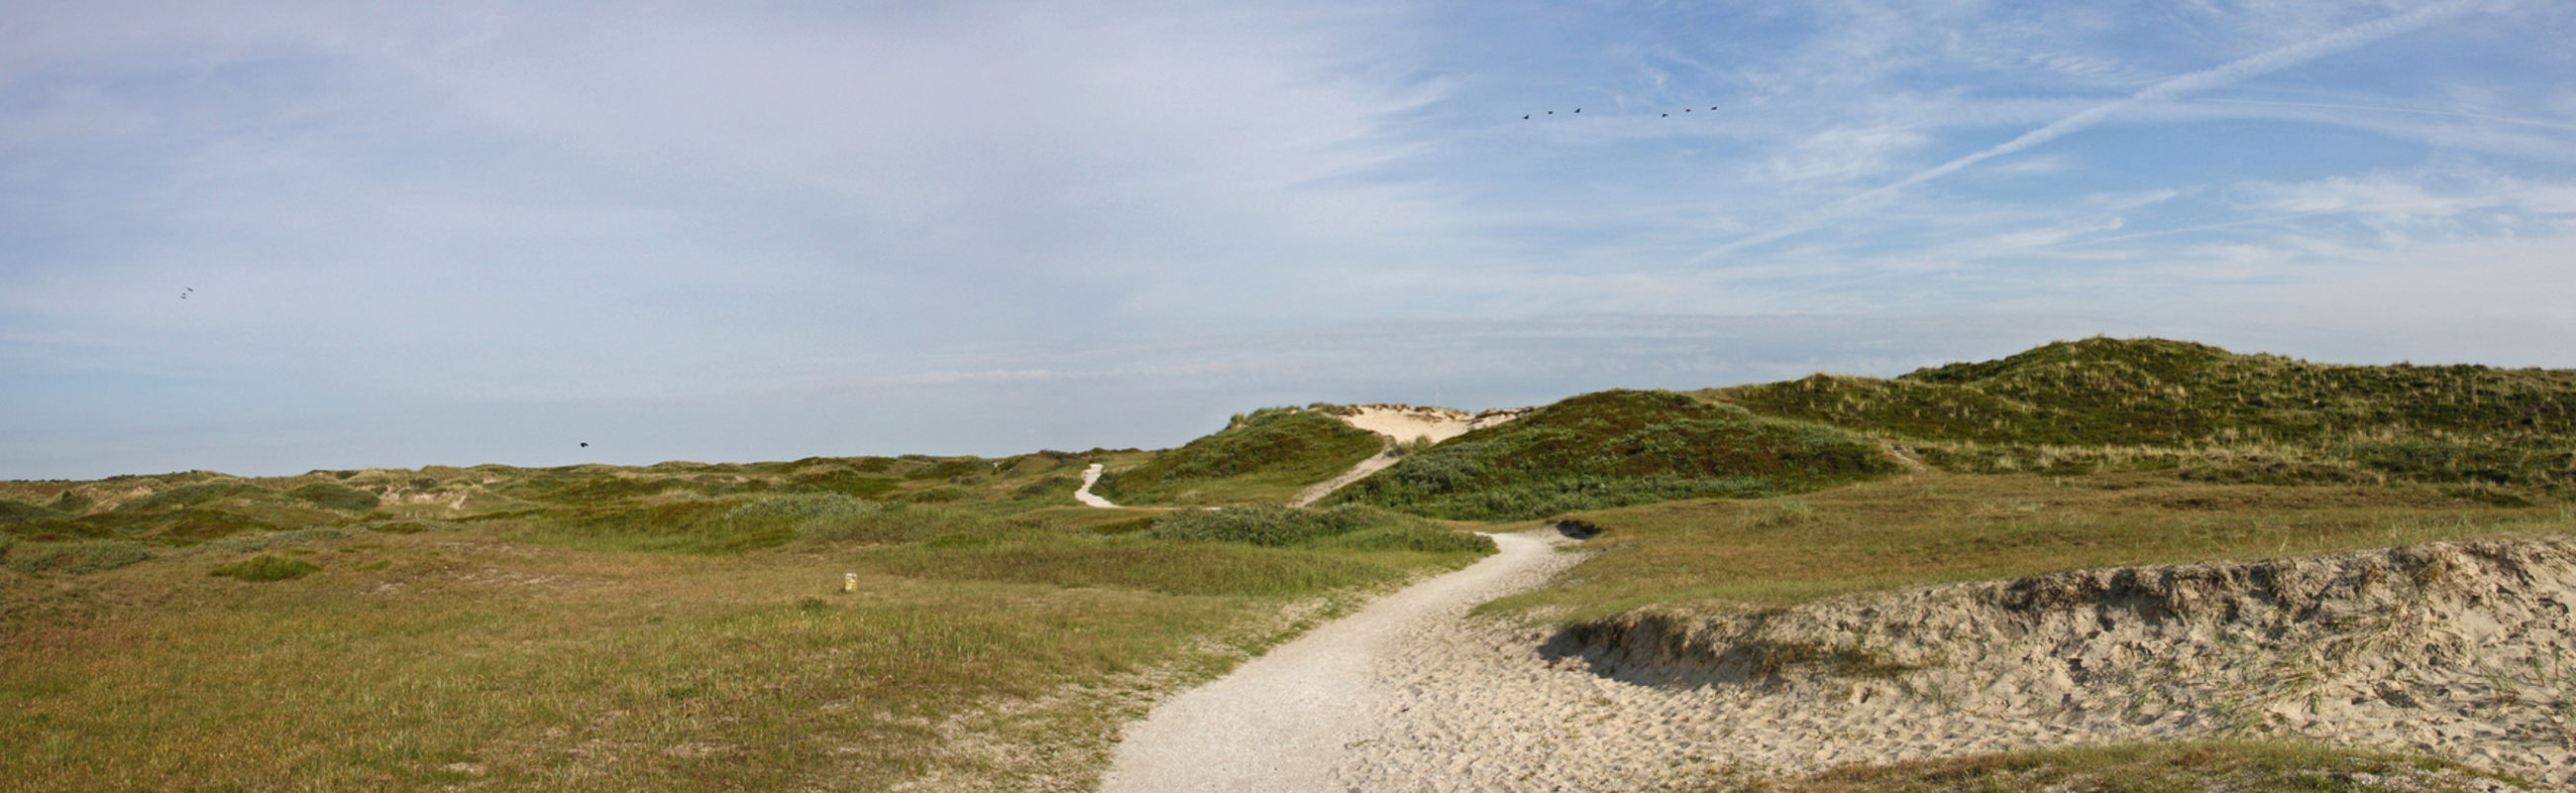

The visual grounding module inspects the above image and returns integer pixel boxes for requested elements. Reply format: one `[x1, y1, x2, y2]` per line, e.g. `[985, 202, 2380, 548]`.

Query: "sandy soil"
[1075, 463, 1118, 508]
[1333, 404, 1532, 446]
[1343, 535, 2573, 790]
[1102, 532, 2569, 791]
[1099, 531, 1580, 792]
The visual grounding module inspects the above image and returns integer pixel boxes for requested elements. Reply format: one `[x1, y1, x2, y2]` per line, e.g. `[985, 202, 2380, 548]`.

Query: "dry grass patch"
[1, 524, 1478, 791]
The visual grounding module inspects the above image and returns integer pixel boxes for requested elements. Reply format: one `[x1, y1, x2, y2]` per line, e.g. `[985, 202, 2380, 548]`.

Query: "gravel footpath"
[1099, 531, 1581, 792]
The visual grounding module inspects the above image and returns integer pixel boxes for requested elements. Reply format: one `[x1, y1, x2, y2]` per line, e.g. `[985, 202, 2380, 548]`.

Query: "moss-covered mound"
[1327, 390, 1897, 520]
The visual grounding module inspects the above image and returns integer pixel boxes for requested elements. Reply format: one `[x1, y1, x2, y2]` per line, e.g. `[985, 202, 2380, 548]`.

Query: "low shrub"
[724, 494, 1003, 546]
[287, 483, 380, 512]
[1146, 505, 1492, 553]
[210, 554, 320, 582]
[209, 527, 358, 553]
[4, 540, 158, 575]
[0, 500, 62, 524]
[360, 518, 467, 534]
[1146, 505, 1374, 547]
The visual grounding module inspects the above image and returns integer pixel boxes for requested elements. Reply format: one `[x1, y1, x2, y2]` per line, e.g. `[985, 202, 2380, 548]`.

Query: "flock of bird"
[1524, 106, 1722, 119]
[178, 286, 194, 299]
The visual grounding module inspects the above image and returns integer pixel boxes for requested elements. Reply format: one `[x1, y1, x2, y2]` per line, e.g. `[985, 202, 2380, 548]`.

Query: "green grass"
[1488, 471, 2568, 623]
[1, 539, 157, 576]
[0, 451, 1126, 558]
[1096, 406, 1384, 506]
[1717, 739, 2533, 792]
[0, 470, 1485, 791]
[1329, 390, 1898, 520]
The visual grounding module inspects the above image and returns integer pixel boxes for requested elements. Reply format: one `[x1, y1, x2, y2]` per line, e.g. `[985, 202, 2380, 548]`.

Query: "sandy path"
[1288, 448, 1398, 508]
[1074, 463, 1119, 508]
[1099, 531, 1579, 792]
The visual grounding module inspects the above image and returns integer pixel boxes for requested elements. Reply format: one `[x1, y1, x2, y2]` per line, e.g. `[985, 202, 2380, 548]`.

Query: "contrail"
[2193, 97, 2576, 133]
[1693, 0, 2488, 262]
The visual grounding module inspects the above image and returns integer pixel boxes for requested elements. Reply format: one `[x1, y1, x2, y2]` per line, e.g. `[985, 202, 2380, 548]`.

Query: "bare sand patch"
[1332, 403, 1533, 446]
[1342, 534, 2574, 790]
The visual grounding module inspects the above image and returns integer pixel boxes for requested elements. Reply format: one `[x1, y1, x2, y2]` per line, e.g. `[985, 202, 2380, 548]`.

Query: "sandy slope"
[1099, 531, 1579, 792]
[1336, 536, 2570, 791]
[1102, 532, 2564, 791]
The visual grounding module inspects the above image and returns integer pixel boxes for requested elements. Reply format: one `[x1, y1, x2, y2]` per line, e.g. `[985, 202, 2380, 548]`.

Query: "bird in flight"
[179, 287, 194, 299]
[580, 442, 589, 448]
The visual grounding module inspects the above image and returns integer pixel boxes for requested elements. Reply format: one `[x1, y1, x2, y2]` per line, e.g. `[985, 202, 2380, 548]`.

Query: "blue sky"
[4, 0, 2573, 479]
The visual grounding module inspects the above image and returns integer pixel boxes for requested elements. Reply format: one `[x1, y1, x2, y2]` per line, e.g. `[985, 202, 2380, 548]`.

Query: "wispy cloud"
[4, 0, 2572, 478]
[1693, 0, 2494, 261]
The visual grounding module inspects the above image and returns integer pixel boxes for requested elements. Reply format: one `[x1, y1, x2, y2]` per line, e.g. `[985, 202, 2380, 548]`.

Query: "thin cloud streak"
[1692, 0, 2492, 262]
[2192, 97, 2576, 133]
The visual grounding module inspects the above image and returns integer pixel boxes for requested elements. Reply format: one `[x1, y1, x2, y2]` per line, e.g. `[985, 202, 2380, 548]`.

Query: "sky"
[4, 0, 2573, 480]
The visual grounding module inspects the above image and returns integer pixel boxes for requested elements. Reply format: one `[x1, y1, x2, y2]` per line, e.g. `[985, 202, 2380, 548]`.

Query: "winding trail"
[1288, 446, 1399, 508]
[1100, 531, 1576, 792]
[1074, 463, 1119, 508]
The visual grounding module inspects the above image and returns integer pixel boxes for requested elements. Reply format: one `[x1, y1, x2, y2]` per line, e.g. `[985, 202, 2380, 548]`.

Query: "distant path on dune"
[1289, 448, 1399, 508]
[1099, 531, 1576, 793]
[1074, 463, 1119, 508]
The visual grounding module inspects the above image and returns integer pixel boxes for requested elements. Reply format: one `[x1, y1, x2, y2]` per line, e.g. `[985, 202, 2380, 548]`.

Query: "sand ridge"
[1331, 403, 1533, 446]
[1341, 535, 2574, 790]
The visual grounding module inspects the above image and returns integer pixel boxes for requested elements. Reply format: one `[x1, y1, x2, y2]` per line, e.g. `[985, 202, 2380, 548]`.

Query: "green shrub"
[359, 518, 467, 534]
[209, 527, 358, 553]
[210, 554, 320, 582]
[4, 540, 158, 575]
[902, 487, 970, 504]
[724, 495, 1003, 546]
[287, 483, 380, 512]
[1147, 505, 1372, 546]
[1305, 522, 1496, 554]
[860, 535, 1402, 597]
[113, 481, 266, 511]
[50, 491, 94, 512]
[1332, 391, 1896, 520]
[785, 469, 899, 498]
[1145, 504, 1491, 553]
[0, 500, 64, 525]
[1717, 336, 2576, 490]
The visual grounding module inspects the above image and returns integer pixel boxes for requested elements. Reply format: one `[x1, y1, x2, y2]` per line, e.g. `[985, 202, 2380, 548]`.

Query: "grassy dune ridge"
[1713, 337, 2576, 492]
[1328, 390, 1899, 520]
[1093, 405, 1385, 506]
